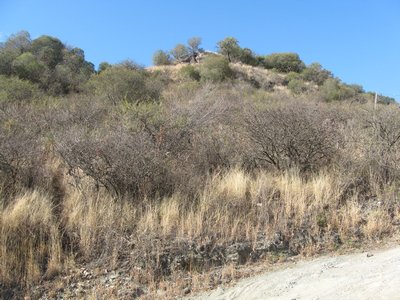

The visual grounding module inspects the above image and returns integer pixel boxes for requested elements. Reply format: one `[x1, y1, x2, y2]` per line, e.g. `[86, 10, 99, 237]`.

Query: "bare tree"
[187, 36, 202, 63]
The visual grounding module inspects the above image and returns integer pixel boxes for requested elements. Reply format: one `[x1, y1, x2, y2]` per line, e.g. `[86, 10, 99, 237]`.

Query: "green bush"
[301, 63, 332, 85]
[199, 56, 233, 82]
[262, 53, 305, 73]
[287, 79, 308, 94]
[179, 65, 201, 81]
[152, 50, 172, 66]
[0, 75, 40, 102]
[376, 94, 396, 105]
[320, 79, 363, 102]
[238, 48, 258, 66]
[98, 62, 111, 73]
[285, 71, 301, 83]
[320, 78, 342, 101]
[12, 53, 45, 83]
[89, 66, 162, 103]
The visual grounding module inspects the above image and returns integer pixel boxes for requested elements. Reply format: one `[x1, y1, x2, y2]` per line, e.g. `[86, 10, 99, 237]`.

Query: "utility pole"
[373, 92, 378, 121]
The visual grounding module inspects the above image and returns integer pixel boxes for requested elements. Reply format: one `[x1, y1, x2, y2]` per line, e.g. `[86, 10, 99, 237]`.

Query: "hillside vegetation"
[0, 32, 399, 299]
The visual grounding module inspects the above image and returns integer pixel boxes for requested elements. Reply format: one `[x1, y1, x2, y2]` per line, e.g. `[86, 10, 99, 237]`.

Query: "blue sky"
[0, 0, 399, 99]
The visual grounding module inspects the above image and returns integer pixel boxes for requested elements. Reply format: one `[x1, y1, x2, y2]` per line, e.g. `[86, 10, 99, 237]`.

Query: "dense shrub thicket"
[0, 31, 396, 203]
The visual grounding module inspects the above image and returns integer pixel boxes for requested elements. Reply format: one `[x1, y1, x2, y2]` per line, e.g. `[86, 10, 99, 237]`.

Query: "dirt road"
[190, 246, 400, 300]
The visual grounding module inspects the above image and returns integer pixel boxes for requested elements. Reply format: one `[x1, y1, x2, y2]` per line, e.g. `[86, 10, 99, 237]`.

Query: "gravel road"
[190, 246, 400, 300]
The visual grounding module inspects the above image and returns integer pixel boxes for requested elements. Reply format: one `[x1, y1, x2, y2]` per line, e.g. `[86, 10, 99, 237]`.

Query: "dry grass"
[62, 188, 136, 260]
[135, 168, 396, 249]
[0, 191, 61, 286]
[0, 167, 398, 295]
[229, 63, 288, 90]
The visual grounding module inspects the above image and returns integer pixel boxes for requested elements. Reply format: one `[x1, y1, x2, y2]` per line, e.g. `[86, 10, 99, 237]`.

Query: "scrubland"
[0, 32, 399, 298]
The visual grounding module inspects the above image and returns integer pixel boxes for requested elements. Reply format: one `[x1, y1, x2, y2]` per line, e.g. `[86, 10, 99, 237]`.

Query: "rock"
[392, 219, 400, 226]
[225, 242, 252, 264]
[183, 287, 191, 295]
[366, 253, 374, 258]
[331, 233, 342, 246]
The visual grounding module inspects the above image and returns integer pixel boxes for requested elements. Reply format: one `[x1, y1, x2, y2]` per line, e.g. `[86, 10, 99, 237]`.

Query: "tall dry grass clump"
[139, 168, 398, 255]
[62, 188, 136, 260]
[0, 191, 61, 286]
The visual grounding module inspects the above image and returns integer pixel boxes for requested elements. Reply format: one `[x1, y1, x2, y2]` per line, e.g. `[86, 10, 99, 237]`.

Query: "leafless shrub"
[323, 104, 400, 200]
[245, 102, 341, 173]
[55, 124, 173, 199]
[363, 106, 400, 183]
[0, 104, 50, 199]
[50, 86, 231, 200]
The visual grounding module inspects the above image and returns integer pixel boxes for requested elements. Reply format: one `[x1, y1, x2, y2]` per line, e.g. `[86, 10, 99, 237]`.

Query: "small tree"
[3, 31, 31, 54]
[187, 36, 202, 62]
[217, 37, 241, 62]
[152, 50, 172, 66]
[31, 35, 64, 69]
[170, 44, 190, 63]
[0, 31, 32, 77]
[238, 48, 258, 66]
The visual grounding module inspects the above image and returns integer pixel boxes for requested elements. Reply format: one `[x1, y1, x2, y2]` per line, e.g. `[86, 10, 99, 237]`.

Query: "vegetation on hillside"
[0, 31, 399, 299]
[0, 31, 94, 95]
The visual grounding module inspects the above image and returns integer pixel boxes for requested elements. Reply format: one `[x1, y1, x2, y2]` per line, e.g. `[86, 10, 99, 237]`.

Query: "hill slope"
[1, 32, 400, 299]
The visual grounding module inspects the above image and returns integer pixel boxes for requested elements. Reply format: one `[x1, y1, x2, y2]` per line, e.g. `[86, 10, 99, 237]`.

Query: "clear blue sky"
[0, 0, 399, 99]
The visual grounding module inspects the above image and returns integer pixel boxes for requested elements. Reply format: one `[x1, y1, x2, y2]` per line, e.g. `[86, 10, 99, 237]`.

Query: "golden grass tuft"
[0, 191, 61, 285]
[62, 189, 136, 259]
